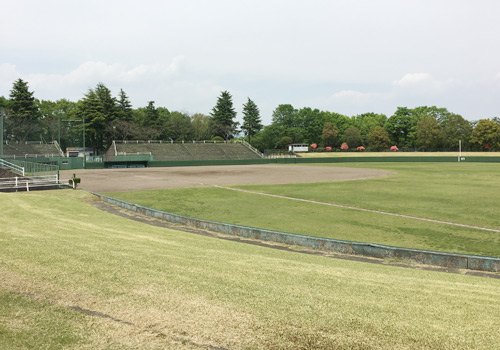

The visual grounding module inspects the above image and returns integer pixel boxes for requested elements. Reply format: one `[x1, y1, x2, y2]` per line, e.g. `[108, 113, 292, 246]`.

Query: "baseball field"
[2, 161, 500, 349]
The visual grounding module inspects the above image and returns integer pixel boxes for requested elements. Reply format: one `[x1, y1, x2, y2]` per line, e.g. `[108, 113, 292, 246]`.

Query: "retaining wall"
[93, 192, 500, 273]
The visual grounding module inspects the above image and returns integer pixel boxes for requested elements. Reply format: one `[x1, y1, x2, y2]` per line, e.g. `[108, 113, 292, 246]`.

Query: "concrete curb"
[91, 192, 500, 273]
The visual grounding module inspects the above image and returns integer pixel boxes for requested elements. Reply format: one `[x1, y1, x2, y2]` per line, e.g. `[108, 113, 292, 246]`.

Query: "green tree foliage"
[143, 101, 160, 128]
[385, 106, 449, 149]
[344, 126, 362, 148]
[191, 113, 213, 140]
[4, 77, 496, 155]
[271, 104, 303, 142]
[416, 117, 443, 151]
[116, 89, 133, 122]
[210, 91, 238, 140]
[251, 124, 282, 152]
[241, 98, 263, 144]
[321, 122, 338, 147]
[352, 113, 387, 144]
[132, 102, 171, 140]
[7, 78, 41, 141]
[440, 114, 472, 150]
[367, 126, 391, 151]
[168, 111, 193, 141]
[412, 106, 450, 122]
[384, 107, 416, 149]
[38, 99, 79, 149]
[272, 104, 298, 128]
[470, 119, 500, 151]
[322, 112, 352, 140]
[278, 136, 293, 149]
[77, 82, 119, 153]
[298, 107, 322, 144]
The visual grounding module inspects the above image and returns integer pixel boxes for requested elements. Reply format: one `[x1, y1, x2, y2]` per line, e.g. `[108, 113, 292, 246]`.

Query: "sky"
[1, 0, 500, 125]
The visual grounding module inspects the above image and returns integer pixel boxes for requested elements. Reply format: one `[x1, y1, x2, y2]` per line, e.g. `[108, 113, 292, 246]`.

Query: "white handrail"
[0, 158, 25, 176]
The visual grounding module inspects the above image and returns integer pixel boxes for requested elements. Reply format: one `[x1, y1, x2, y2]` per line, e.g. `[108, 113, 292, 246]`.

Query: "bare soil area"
[60, 164, 394, 192]
[0, 169, 19, 178]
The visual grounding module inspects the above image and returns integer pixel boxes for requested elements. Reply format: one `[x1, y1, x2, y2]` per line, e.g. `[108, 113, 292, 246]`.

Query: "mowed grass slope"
[109, 163, 500, 257]
[2, 190, 500, 349]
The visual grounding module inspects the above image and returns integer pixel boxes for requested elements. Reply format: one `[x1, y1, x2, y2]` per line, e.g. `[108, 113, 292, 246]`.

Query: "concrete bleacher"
[107, 141, 262, 161]
[1, 141, 64, 158]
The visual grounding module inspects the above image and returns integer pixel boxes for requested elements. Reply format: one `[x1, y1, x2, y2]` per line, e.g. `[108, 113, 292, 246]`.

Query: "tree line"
[1, 78, 499, 154]
[255, 105, 500, 153]
[0, 79, 261, 154]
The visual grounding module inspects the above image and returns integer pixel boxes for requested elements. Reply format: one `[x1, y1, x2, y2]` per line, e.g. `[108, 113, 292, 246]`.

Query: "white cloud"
[392, 73, 458, 93]
[0, 63, 20, 96]
[329, 90, 377, 103]
[0, 58, 195, 105]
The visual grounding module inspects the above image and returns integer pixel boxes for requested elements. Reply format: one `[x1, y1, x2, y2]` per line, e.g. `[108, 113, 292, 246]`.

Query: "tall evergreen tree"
[210, 91, 238, 140]
[117, 89, 133, 122]
[241, 98, 263, 144]
[8, 78, 41, 141]
[77, 82, 118, 153]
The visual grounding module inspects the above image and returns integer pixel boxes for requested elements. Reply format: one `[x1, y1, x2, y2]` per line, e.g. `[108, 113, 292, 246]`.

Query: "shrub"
[341, 142, 349, 151]
[68, 177, 81, 189]
[390, 145, 399, 152]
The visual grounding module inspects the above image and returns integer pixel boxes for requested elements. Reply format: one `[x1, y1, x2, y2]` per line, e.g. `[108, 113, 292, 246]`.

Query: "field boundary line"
[213, 185, 500, 234]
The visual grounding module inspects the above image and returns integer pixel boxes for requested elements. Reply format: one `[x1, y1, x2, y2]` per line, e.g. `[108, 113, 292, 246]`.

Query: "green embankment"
[108, 162, 500, 257]
[1, 190, 500, 349]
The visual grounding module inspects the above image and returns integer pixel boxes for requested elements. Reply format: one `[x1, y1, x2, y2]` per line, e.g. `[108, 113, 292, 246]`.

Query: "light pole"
[82, 115, 86, 169]
[57, 117, 86, 168]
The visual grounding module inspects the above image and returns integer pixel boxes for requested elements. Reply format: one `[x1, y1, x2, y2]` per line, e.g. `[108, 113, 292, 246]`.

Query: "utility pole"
[458, 140, 462, 162]
[82, 115, 86, 169]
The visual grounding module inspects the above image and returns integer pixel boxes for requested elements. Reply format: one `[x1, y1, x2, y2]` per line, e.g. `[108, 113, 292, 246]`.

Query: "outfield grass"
[1, 190, 500, 349]
[298, 151, 500, 157]
[108, 162, 500, 257]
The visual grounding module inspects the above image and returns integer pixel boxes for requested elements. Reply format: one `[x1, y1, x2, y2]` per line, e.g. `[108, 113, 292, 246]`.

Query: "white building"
[288, 144, 309, 152]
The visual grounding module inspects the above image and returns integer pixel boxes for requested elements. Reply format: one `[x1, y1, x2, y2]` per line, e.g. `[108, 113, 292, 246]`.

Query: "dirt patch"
[0, 168, 20, 178]
[60, 164, 394, 192]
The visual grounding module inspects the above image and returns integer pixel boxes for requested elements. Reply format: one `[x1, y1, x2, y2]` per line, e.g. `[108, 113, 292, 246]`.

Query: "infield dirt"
[60, 164, 394, 192]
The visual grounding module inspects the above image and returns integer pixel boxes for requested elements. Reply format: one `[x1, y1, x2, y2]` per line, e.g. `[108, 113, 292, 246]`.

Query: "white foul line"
[212, 185, 500, 234]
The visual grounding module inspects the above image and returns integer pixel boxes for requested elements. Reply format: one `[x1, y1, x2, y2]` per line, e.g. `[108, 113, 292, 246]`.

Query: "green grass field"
[1, 190, 500, 349]
[108, 162, 500, 257]
[298, 151, 500, 157]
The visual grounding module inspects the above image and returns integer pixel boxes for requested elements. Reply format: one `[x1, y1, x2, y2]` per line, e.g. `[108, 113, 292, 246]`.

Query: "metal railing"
[5, 159, 58, 176]
[0, 175, 59, 191]
[0, 158, 25, 176]
[241, 140, 264, 157]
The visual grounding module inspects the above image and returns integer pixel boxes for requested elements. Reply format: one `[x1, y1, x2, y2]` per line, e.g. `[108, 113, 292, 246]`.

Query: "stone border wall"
[91, 192, 500, 273]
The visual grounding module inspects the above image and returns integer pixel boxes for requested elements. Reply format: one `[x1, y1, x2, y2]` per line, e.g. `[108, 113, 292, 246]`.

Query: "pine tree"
[210, 91, 238, 140]
[117, 89, 133, 122]
[77, 82, 119, 153]
[8, 78, 41, 141]
[241, 98, 263, 144]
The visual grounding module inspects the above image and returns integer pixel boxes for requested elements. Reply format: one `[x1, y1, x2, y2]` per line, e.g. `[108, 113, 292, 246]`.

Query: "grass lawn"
[107, 162, 500, 257]
[1, 190, 500, 349]
[298, 151, 500, 157]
